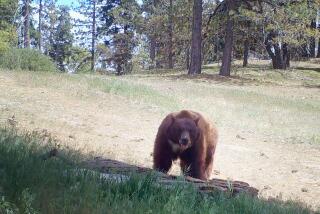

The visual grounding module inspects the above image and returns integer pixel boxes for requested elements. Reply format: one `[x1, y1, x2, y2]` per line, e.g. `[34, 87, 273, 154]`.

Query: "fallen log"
[83, 157, 259, 197]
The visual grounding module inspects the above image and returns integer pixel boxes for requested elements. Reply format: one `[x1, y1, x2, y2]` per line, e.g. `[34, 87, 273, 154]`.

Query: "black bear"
[153, 110, 218, 180]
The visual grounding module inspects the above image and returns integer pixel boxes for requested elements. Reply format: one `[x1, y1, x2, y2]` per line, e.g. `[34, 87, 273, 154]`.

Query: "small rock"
[259, 152, 269, 158]
[7, 115, 17, 126]
[291, 170, 298, 173]
[263, 185, 272, 190]
[301, 188, 308, 193]
[130, 138, 144, 142]
[236, 134, 246, 140]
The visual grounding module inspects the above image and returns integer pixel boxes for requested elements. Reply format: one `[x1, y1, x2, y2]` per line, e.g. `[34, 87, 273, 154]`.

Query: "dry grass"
[0, 60, 320, 209]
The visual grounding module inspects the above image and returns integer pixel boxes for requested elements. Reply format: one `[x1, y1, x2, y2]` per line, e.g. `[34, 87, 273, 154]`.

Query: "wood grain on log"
[83, 157, 259, 197]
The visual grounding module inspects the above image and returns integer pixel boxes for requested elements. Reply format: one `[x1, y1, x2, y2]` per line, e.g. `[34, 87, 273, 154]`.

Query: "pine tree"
[49, 6, 73, 71]
[74, 0, 99, 71]
[0, 0, 19, 52]
[99, 0, 140, 74]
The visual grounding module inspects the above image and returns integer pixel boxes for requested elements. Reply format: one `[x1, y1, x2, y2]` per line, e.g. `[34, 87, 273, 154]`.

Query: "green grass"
[123, 71, 320, 144]
[87, 76, 180, 110]
[7, 70, 180, 111]
[0, 127, 317, 214]
[202, 61, 320, 88]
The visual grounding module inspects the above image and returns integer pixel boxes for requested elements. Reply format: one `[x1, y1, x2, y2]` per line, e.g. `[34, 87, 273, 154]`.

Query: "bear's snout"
[179, 137, 189, 146]
[179, 131, 191, 146]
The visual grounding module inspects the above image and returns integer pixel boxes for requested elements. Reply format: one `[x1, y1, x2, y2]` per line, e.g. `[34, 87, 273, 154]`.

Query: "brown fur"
[153, 110, 218, 180]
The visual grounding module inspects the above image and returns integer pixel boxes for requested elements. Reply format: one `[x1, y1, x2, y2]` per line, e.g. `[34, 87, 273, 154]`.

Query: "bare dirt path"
[1, 71, 319, 209]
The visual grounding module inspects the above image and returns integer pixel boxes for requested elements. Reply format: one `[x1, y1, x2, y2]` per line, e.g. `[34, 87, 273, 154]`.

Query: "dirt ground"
[1, 71, 319, 209]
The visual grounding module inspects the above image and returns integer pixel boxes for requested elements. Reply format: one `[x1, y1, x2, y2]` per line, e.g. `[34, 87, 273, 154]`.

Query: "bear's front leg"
[189, 159, 207, 180]
[153, 143, 173, 173]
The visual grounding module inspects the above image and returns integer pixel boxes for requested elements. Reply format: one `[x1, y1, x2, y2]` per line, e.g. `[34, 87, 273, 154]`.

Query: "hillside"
[1, 62, 320, 209]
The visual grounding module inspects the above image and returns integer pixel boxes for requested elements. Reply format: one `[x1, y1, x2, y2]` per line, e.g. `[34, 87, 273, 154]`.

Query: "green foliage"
[141, 0, 193, 68]
[0, 0, 18, 53]
[40, 0, 58, 55]
[239, 0, 320, 47]
[100, 0, 141, 74]
[68, 46, 92, 73]
[0, 127, 316, 213]
[131, 39, 151, 70]
[49, 6, 73, 71]
[0, 28, 15, 53]
[0, 48, 57, 72]
[0, 196, 19, 214]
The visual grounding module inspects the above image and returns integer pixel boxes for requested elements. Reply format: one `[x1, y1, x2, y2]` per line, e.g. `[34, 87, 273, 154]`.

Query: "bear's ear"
[194, 117, 200, 126]
[166, 114, 175, 125]
[171, 115, 176, 123]
[165, 115, 175, 135]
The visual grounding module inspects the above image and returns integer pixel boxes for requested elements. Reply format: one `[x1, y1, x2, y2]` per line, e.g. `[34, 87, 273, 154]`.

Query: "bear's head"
[167, 116, 200, 153]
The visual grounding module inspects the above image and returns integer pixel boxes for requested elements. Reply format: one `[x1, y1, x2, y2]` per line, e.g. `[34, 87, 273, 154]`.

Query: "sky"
[56, 0, 76, 6]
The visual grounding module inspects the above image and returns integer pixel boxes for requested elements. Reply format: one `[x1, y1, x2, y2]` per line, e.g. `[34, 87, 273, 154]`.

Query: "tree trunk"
[273, 43, 284, 69]
[38, 0, 42, 51]
[219, 1, 234, 76]
[243, 39, 249, 67]
[24, 0, 30, 48]
[167, 0, 174, 69]
[282, 43, 290, 68]
[266, 43, 289, 70]
[116, 64, 122, 75]
[149, 37, 156, 69]
[91, 0, 96, 71]
[265, 32, 289, 70]
[265, 42, 277, 68]
[317, 39, 320, 58]
[310, 20, 316, 58]
[188, 0, 202, 75]
[186, 45, 190, 69]
[317, 10, 320, 58]
[310, 38, 316, 58]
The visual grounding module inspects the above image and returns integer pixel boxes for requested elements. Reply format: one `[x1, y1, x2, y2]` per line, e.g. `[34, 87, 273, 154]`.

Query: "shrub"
[0, 48, 57, 72]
